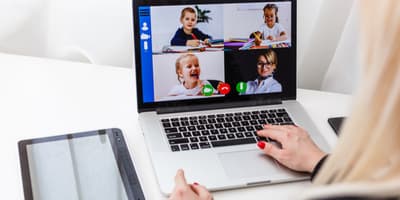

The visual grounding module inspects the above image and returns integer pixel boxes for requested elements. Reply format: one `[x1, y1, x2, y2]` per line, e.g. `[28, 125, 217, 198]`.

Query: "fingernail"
[257, 141, 265, 149]
[193, 182, 199, 185]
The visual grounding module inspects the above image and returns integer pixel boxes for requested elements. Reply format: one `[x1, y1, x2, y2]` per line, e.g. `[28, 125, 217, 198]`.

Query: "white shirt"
[168, 80, 216, 96]
[245, 76, 282, 94]
[258, 23, 286, 39]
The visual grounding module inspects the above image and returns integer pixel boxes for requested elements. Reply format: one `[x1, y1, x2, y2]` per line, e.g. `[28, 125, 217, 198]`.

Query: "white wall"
[297, 0, 358, 92]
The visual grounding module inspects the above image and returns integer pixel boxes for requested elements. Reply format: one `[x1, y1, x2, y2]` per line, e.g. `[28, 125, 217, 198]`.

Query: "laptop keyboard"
[161, 108, 295, 152]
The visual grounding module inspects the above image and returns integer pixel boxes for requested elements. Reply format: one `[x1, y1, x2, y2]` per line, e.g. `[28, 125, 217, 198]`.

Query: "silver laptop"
[133, 0, 330, 195]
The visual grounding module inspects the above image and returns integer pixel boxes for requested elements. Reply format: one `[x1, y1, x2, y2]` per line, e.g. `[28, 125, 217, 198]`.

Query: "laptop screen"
[134, 0, 296, 111]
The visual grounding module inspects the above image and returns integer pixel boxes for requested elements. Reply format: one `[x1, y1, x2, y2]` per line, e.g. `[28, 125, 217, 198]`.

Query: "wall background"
[0, 0, 360, 94]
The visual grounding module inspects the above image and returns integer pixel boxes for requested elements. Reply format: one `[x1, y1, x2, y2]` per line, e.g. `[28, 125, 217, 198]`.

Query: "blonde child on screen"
[168, 54, 217, 96]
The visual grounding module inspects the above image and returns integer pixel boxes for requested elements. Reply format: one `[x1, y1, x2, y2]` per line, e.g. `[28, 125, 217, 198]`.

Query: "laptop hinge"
[156, 98, 282, 114]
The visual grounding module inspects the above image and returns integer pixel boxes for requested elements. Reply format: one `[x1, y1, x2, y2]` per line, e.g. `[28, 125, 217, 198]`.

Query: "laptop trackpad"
[218, 150, 281, 180]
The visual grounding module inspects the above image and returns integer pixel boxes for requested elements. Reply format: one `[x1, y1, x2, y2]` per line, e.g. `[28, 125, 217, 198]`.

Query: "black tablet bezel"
[18, 128, 145, 200]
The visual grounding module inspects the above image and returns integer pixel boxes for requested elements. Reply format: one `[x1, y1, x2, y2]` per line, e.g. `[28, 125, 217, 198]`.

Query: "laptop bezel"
[133, 0, 297, 113]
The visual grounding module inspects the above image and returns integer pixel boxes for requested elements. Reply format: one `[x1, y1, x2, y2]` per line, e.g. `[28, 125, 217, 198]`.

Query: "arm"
[171, 29, 189, 46]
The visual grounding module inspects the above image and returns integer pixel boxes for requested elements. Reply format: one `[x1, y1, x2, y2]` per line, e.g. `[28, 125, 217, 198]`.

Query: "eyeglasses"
[257, 62, 273, 69]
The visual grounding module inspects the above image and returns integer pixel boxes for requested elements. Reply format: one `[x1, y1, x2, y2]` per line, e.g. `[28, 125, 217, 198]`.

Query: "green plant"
[195, 5, 212, 23]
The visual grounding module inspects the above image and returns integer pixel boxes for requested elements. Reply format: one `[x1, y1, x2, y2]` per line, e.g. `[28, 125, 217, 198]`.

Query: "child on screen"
[170, 7, 212, 47]
[168, 54, 217, 96]
[251, 4, 288, 45]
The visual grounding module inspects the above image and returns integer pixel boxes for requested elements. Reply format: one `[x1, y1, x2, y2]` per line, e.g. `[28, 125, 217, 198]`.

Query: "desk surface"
[0, 53, 352, 199]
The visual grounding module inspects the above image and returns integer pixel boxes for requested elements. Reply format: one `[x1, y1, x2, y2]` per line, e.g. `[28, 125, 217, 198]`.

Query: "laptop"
[133, 0, 330, 195]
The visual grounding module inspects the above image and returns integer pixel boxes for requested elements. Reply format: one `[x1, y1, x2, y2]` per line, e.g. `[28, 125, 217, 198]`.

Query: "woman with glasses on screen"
[168, 0, 400, 199]
[244, 49, 282, 95]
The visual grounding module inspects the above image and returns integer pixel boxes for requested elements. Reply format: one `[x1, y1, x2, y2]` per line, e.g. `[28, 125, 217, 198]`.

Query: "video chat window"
[138, 1, 292, 103]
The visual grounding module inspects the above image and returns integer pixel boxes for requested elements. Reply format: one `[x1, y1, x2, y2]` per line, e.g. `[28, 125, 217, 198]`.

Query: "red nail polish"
[193, 182, 199, 185]
[257, 141, 265, 149]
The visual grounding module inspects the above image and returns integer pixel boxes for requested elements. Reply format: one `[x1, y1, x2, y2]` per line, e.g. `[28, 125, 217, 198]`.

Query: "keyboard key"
[199, 136, 208, 142]
[228, 128, 237, 133]
[216, 118, 225, 123]
[199, 142, 211, 149]
[232, 122, 241, 127]
[207, 119, 216, 124]
[179, 127, 187, 132]
[241, 121, 249, 126]
[167, 133, 183, 139]
[162, 122, 171, 128]
[172, 122, 180, 127]
[180, 144, 190, 151]
[199, 119, 207, 124]
[219, 129, 228, 134]
[183, 132, 192, 137]
[169, 138, 189, 145]
[227, 134, 235, 139]
[190, 143, 199, 150]
[197, 125, 205, 130]
[165, 128, 178, 134]
[188, 126, 196, 131]
[237, 127, 245, 132]
[211, 138, 256, 147]
[223, 123, 232, 128]
[208, 136, 217, 141]
[206, 124, 214, 129]
[210, 129, 219, 135]
[161, 119, 170, 123]
[217, 135, 227, 140]
[201, 130, 210, 136]
[245, 132, 253, 137]
[246, 126, 255, 131]
[171, 145, 180, 152]
[171, 118, 179, 122]
[236, 133, 244, 138]
[180, 121, 189, 126]
[192, 131, 201, 136]
[190, 137, 199, 143]
[215, 124, 223, 128]
[189, 116, 198, 120]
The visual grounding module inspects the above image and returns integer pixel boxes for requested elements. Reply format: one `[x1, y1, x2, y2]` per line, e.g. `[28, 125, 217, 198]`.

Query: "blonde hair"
[259, 50, 278, 66]
[175, 53, 198, 83]
[310, 0, 400, 196]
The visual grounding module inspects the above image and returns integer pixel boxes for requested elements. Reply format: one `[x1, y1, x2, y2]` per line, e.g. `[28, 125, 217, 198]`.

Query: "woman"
[169, 0, 400, 199]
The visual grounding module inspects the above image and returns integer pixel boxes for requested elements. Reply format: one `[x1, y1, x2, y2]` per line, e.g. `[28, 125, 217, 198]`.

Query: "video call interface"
[138, 1, 294, 103]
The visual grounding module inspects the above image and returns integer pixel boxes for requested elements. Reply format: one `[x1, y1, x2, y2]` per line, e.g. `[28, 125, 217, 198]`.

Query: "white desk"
[0, 53, 352, 199]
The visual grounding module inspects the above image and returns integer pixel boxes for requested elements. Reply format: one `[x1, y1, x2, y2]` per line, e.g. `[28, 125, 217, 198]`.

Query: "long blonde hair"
[312, 0, 400, 193]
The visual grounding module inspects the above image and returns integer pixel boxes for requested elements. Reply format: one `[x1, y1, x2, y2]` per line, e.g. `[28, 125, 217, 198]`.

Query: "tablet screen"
[19, 129, 145, 200]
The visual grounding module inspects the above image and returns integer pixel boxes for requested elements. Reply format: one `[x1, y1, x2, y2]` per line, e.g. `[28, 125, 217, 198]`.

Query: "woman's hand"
[257, 125, 327, 173]
[169, 169, 213, 200]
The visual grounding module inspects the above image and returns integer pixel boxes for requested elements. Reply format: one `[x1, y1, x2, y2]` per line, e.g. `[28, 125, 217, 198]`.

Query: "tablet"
[18, 128, 145, 200]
